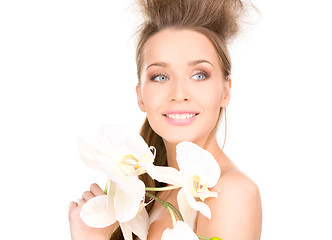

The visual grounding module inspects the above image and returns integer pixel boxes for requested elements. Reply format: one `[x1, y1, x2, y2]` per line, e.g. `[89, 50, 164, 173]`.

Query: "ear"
[220, 76, 231, 108]
[136, 85, 146, 112]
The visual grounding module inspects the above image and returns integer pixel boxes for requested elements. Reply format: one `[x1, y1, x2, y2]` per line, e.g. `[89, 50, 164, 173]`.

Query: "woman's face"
[136, 29, 231, 146]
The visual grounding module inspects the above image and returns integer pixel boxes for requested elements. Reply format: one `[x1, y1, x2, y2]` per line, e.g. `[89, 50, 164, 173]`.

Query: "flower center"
[120, 154, 147, 176]
[190, 175, 218, 201]
[192, 175, 201, 191]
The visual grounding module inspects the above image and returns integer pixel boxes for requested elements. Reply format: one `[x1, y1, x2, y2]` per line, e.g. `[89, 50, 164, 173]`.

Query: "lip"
[162, 110, 199, 126]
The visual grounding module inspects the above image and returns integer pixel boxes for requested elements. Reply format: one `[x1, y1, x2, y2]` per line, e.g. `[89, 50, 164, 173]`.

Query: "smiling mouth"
[163, 113, 199, 120]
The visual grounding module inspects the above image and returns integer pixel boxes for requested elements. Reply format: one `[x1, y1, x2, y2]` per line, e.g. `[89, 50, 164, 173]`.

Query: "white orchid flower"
[150, 142, 220, 229]
[80, 180, 149, 240]
[77, 125, 156, 239]
[161, 220, 199, 240]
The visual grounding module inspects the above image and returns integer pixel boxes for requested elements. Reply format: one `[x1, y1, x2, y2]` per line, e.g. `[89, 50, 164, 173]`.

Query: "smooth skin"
[69, 28, 262, 240]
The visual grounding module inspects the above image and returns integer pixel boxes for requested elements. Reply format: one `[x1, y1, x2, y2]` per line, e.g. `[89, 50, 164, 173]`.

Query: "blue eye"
[151, 74, 169, 82]
[192, 71, 208, 80]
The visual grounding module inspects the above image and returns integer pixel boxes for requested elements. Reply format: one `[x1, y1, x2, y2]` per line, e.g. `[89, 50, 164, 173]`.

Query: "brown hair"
[111, 0, 247, 239]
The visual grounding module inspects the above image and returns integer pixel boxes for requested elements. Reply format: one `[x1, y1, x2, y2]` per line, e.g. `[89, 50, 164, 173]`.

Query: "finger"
[69, 201, 78, 210]
[68, 201, 82, 221]
[76, 198, 86, 206]
[90, 183, 106, 196]
[82, 191, 94, 201]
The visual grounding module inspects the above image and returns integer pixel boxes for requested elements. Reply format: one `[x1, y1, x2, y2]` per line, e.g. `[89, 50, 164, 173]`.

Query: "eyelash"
[150, 71, 210, 82]
[150, 73, 169, 82]
[192, 71, 209, 80]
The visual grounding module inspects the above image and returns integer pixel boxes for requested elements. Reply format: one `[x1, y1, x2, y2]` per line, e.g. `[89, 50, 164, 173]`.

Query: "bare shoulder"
[218, 170, 260, 200]
[195, 170, 262, 240]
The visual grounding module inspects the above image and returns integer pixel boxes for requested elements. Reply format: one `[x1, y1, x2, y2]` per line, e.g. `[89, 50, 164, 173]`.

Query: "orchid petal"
[177, 189, 197, 229]
[161, 221, 199, 240]
[77, 138, 104, 171]
[114, 180, 145, 222]
[125, 207, 149, 240]
[80, 195, 116, 228]
[176, 142, 220, 187]
[146, 165, 182, 186]
[120, 223, 133, 240]
[98, 125, 129, 151]
[116, 176, 146, 199]
[94, 154, 128, 183]
[126, 133, 154, 161]
[107, 180, 116, 214]
[98, 124, 154, 162]
[183, 188, 211, 219]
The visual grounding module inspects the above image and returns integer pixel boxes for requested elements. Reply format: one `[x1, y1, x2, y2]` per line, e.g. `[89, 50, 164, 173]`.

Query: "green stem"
[145, 185, 181, 191]
[145, 192, 184, 221]
[166, 205, 177, 227]
[167, 202, 184, 222]
[199, 237, 222, 240]
[197, 236, 210, 240]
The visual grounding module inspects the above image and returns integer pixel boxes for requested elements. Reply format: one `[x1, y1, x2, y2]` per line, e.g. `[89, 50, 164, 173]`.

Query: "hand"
[68, 183, 117, 240]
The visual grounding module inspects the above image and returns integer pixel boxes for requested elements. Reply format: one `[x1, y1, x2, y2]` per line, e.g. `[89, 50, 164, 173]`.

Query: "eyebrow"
[188, 59, 214, 67]
[145, 62, 169, 71]
[145, 59, 214, 71]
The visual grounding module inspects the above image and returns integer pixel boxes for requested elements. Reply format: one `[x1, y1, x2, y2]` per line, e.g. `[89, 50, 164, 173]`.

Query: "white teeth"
[165, 113, 196, 119]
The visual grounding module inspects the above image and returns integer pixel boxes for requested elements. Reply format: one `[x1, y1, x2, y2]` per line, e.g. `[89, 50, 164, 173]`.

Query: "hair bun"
[138, 0, 249, 41]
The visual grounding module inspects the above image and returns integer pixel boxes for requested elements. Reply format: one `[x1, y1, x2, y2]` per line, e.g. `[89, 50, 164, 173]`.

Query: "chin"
[158, 130, 209, 148]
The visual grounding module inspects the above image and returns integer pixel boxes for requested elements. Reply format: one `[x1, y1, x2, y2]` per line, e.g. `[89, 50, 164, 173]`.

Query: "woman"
[69, 0, 262, 239]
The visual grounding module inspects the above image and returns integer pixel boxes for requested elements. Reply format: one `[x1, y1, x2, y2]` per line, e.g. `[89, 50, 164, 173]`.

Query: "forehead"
[142, 28, 220, 67]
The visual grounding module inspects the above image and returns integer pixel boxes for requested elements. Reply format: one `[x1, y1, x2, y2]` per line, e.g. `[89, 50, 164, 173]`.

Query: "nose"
[169, 78, 190, 102]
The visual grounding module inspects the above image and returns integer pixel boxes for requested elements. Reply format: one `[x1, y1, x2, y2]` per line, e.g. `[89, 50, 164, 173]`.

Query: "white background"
[0, 0, 331, 239]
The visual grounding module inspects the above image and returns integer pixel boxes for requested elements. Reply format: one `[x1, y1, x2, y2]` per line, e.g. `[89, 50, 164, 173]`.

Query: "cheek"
[199, 87, 223, 125]
[140, 86, 166, 137]
[201, 85, 223, 109]
[141, 85, 163, 113]
[206, 99, 222, 125]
